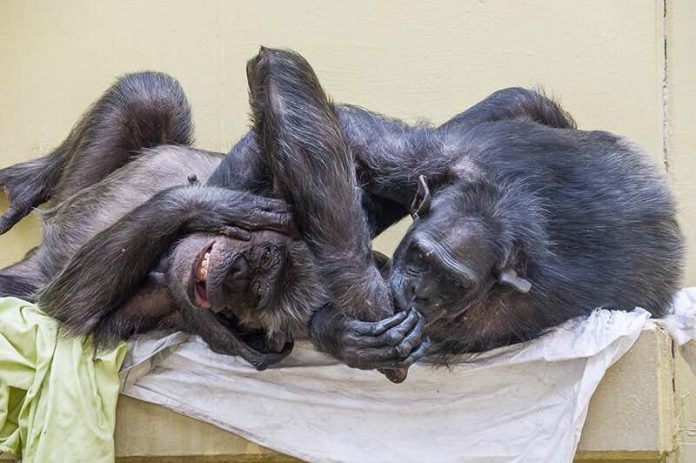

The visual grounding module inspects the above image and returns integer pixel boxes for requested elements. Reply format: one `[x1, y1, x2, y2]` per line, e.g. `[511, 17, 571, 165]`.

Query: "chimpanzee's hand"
[311, 306, 430, 375]
[338, 309, 430, 369]
[170, 186, 295, 236]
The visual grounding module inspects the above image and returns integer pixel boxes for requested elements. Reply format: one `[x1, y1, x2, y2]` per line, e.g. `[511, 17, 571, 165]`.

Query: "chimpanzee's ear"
[498, 267, 532, 293]
[410, 175, 432, 218]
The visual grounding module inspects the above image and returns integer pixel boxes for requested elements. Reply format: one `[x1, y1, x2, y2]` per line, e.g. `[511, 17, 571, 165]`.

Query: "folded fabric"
[121, 289, 696, 463]
[0, 297, 126, 463]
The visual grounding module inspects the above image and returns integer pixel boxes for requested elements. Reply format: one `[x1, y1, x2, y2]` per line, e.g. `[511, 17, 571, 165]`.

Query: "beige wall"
[0, 0, 693, 285]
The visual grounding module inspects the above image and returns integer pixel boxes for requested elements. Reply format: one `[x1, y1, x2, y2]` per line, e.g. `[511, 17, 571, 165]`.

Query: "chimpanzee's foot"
[331, 308, 431, 371]
[0, 156, 59, 234]
[2, 71, 194, 235]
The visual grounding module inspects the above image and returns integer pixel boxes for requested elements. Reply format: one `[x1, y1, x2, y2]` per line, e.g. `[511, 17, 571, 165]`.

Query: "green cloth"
[0, 297, 126, 462]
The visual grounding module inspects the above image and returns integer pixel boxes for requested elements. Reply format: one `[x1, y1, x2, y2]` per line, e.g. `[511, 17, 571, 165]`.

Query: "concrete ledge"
[109, 327, 677, 462]
[0, 327, 679, 462]
[576, 326, 675, 461]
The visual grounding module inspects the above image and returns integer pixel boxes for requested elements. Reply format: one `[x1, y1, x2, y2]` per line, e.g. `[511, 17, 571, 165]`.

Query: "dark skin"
[0, 72, 299, 369]
[388, 121, 682, 361]
[0, 52, 586, 372]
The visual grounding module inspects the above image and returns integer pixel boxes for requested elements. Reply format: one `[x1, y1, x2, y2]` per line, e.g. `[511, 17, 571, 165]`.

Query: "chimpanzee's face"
[390, 191, 499, 325]
[168, 230, 293, 353]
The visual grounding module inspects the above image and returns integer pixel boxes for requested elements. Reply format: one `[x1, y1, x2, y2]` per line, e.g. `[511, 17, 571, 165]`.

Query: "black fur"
[387, 112, 683, 361]
[0, 72, 192, 235]
[214, 52, 682, 363]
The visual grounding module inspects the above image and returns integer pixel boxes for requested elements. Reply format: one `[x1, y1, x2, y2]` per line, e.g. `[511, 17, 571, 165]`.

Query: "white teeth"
[198, 251, 211, 282]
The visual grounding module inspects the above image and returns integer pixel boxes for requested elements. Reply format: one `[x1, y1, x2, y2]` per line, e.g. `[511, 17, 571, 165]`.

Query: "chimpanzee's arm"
[205, 130, 274, 194]
[38, 185, 291, 342]
[247, 48, 392, 320]
[209, 88, 574, 230]
[336, 88, 576, 207]
[247, 48, 428, 375]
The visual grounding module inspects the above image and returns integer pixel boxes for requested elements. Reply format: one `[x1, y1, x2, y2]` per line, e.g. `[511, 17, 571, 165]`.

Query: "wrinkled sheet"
[0, 297, 126, 463]
[119, 288, 696, 463]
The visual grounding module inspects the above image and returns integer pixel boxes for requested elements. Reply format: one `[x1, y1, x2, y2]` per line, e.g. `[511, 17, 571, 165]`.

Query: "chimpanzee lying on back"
[0, 50, 431, 379]
[1, 48, 682, 373]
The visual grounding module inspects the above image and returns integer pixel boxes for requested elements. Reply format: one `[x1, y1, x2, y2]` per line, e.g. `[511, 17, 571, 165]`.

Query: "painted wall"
[0, 0, 692, 288]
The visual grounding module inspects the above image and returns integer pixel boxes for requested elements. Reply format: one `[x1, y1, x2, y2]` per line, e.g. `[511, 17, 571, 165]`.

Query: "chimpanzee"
[0, 50, 441, 375]
[208, 49, 684, 362]
[390, 137, 683, 359]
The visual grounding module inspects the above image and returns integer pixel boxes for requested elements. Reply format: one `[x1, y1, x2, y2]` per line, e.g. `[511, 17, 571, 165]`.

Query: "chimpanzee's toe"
[0, 205, 31, 235]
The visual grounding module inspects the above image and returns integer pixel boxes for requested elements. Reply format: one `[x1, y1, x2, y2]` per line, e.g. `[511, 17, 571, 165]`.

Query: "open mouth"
[188, 240, 293, 366]
[192, 241, 215, 309]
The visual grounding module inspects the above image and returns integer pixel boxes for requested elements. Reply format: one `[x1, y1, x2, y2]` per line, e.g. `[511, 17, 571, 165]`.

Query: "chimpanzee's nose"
[224, 256, 250, 293]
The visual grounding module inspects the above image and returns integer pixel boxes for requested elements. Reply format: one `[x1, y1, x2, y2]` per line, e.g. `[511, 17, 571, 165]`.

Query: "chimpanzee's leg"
[247, 48, 428, 378]
[439, 87, 576, 131]
[0, 247, 46, 300]
[0, 71, 192, 234]
[334, 88, 576, 209]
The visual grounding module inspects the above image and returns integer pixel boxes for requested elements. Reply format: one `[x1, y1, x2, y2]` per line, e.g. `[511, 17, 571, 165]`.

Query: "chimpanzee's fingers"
[393, 338, 431, 368]
[394, 311, 426, 357]
[0, 205, 30, 235]
[219, 225, 252, 241]
[256, 196, 292, 213]
[357, 337, 431, 369]
[346, 310, 409, 336]
[245, 209, 294, 234]
[201, 188, 293, 234]
[344, 346, 402, 368]
[348, 309, 420, 347]
[341, 335, 431, 371]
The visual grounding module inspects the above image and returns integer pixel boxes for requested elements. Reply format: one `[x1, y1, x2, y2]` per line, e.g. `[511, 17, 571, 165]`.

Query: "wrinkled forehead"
[412, 216, 496, 273]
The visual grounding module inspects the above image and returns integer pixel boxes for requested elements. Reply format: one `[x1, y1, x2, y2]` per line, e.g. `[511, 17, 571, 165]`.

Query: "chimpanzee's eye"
[411, 251, 425, 267]
[259, 248, 273, 268]
[407, 243, 433, 273]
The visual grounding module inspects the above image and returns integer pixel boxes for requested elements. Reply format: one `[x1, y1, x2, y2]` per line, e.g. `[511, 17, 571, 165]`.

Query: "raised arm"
[246, 48, 429, 379]
[247, 48, 390, 320]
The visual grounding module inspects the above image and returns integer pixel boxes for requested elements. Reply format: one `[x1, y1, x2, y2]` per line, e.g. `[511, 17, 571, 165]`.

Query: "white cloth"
[119, 288, 696, 463]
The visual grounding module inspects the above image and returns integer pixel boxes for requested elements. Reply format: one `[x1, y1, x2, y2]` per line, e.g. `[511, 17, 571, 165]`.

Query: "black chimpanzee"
[384, 110, 684, 362]
[210, 49, 684, 363]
